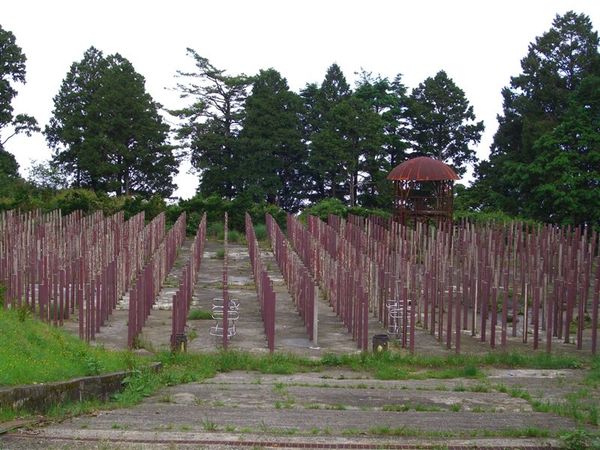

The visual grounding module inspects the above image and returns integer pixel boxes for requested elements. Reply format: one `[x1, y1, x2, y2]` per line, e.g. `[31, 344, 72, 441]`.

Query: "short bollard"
[372, 334, 389, 353]
[173, 333, 187, 353]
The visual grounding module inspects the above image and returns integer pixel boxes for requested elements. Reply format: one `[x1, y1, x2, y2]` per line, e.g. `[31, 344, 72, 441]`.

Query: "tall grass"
[0, 307, 144, 386]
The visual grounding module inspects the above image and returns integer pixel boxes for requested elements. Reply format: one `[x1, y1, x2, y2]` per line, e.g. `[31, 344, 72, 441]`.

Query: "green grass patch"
[0, 307, 144, 386]
[187, 309, 213, 320]
[585, 356, 600, 387]
[320, 350, 586, 381]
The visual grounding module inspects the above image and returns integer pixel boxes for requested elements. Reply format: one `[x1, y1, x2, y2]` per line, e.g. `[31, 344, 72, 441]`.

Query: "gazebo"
[387, 156, 459, 225]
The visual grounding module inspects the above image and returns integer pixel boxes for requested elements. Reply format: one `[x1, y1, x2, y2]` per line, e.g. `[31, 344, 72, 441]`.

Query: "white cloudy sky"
[2, 0, 599, 198]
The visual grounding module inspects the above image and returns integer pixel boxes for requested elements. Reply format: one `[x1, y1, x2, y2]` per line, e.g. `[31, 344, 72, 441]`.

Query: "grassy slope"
[0, 307, 143, 386]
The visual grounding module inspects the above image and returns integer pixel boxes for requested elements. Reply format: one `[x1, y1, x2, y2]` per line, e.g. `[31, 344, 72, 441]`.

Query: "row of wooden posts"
[125, 212, 186, 347]
[266, 213, 318, 344]
[287, 214, 370, 350]
[170, 213, 207, 351]
[246, 213, 276, 352]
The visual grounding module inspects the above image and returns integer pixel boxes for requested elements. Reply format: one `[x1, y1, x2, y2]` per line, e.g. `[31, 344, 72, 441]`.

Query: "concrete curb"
[0, 362, 161, 415]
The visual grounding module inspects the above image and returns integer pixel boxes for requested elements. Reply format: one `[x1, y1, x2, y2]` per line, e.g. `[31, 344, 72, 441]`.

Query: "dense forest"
[0, 11, 598, 228]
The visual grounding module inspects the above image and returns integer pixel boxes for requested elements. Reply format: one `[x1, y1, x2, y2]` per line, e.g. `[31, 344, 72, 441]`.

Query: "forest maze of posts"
[0, 209, 599, 355]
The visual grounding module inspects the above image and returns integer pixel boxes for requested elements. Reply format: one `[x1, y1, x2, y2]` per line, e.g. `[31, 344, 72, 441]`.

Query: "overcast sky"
[3, 0, 599, 198]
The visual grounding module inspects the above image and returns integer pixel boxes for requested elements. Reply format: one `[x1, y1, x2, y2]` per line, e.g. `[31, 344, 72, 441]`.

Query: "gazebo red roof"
[387, 156, 459, 181]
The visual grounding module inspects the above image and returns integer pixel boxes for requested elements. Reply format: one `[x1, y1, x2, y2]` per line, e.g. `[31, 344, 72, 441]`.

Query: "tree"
[408, 70, 484, 176]
[0, 24, 39, 177]
[171, 49, 250, 198]
[238, 69, 306, 211]
[304, 64, 353, 201]
[354, 71, 409, 208]
[46, 47, 176, 197]
[519, 75, 600, 225]
[474, 11, 600, 223]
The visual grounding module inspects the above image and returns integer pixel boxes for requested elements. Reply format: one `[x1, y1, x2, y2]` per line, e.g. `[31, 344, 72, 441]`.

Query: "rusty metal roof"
[387, 156, 459, 181]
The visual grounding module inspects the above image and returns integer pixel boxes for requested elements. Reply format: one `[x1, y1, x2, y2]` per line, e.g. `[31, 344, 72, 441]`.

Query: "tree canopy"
[408, 70, 484, 177]
[171, 49, 251, 199]
[0, 24, 39, 178]
[46, 47, 177, 197]
[473, 11, 600, 225]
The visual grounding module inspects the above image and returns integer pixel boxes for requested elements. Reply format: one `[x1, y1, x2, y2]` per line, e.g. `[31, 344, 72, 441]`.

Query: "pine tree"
[46, 47, 176, 197]
[171, 49, 250, 198]
[474, 11, 600, 224]
[239, 68, 306, 211]
[408, 70, 484, 177]
[0, 24, 39, 177]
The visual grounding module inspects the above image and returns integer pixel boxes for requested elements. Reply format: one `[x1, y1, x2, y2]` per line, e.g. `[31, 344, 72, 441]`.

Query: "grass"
[0, 307, 145, 386]
[187, 309, 213, 320]
[494, 381, 600, 426]
[319, 349, 586, 381]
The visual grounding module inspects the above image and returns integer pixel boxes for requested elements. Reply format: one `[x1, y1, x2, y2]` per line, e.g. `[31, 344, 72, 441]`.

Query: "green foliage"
[253, 223, 267, 241]
[0, 307, 144, 386]
[474, 11, 600, 226]
[0, 24, 39, 176]
[187, 309, 213, 320]
[239, 68, 306, 211]
[49, 189, 103, 215]
[171, 49, 250, 200]
[300, 198, 391, 222]
[561, 429, 600, 450]
[173, 193, 285, 234]
[46, 47, 177, 197]
[586, 356, 600, 387]
[408, 70, 483, 177]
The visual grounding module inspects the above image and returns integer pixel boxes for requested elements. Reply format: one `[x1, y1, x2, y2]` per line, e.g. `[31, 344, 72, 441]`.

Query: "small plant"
[188, 309, 213, 320]
[215, 249, 225, 259]
[450, 403, 462, 412]
[228, 230, 243, 243]
[202, 418, 218, 431]
[561, 429, 596, 450]
[17, 304, 32, 322]
[329, 403, 347, 410]
[470, 383, 491, 393]
[84, 355, 101, 376]
[187, 329, 198, 342]
[382, 404, 410, 412]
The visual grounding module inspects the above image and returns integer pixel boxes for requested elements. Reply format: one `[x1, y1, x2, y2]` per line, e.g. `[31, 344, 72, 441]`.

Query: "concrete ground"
[2, 368, 593, 449]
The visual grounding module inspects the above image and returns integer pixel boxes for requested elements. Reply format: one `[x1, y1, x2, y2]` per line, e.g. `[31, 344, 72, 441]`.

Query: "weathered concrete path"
[4, 368, 591, 449]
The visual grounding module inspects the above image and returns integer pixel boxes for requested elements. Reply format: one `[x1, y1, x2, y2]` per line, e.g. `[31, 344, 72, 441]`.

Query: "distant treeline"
[0, 11, 598, 227]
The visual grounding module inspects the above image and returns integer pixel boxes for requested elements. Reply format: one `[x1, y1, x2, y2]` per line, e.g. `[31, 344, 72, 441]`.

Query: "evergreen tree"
[305, 63, 352, 201]
[474, 11, 600, 224]
[239, 69, 306, 211]
[520, 75, 600, 225]
[46, 47, 176, 197]
[172, 49, 250, 198]
[355, 71, 409, 208]
[0, 24, 39, 177]
[408, 70, 484, 176]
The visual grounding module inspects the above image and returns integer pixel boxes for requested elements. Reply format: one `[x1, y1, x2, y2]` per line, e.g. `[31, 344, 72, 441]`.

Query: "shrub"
[300, 198, 391, 223]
